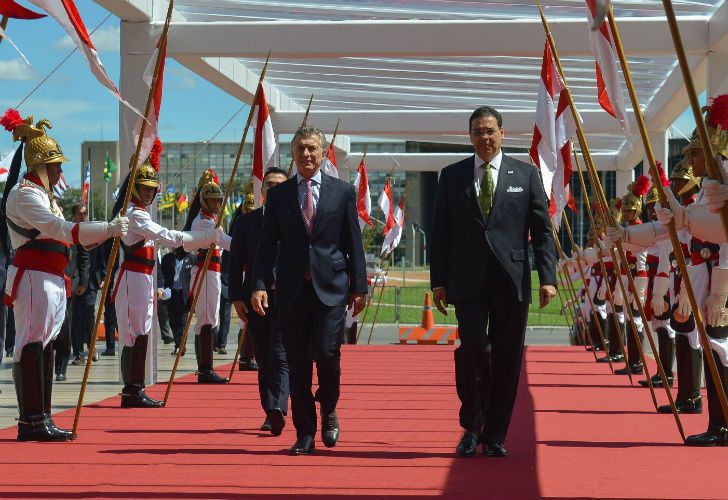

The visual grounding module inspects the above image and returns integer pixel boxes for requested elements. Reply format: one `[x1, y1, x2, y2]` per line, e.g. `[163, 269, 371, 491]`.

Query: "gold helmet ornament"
[670, 156, 701, 196]
[241, 180, 255, 213]
[683, 94, 728, 158]
[2, 109, 68, 193]
[645, 162, 669, 206]
[197, 168, 223, 212]
[618, 175, 650, 216]
[131, 138, 162, 204]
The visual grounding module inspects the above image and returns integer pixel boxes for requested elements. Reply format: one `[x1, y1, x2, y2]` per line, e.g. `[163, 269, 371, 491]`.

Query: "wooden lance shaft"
[551, 227, 584, 339]
[562, 214, 611, 359]
[287, 94, 314, 177]
[608, 5, 728, 429]
[554, 263, 577, 337]
[0, 16, 8, 46]
[227, 324, 248, 382]
[71, 0, 175, 438]
[164, 52, 272, 404]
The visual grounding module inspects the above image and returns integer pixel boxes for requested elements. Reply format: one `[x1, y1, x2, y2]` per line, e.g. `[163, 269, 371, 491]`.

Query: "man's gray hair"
[291, 125, 327, 148]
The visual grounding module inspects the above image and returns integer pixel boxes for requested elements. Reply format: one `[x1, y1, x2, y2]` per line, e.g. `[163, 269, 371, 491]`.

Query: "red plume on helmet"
[708, 94, 728, 130]
[654, 161, 670, 187]
[150, 138, 163, 173]
[1, 109, 23, 133]
[633, 175, 650, 197]
[615, 198, 623, 210]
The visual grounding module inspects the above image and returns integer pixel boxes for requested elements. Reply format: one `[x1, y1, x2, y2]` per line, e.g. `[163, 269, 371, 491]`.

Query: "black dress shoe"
[484, 442, 507, 457]
[321, 411, 340, 447]
[657, 395, 703, 414]
[218, 347, 227, 355]
[55, 373, 66, 382]
[455, 431, 479, 457]
[101, 349, 115, 357]
[597, 354, 624, 363]
[238, 358, 259, 371]
[685, 427, 728, 447]
[289, 436, 315, 455]
[162, 336, 174, 345]
[260, 416, 272, 432]
[197, 370, 228, 384]
[269, 408, 285, 436]
[614, 363, 643, 376]
[639, 374, 673, 388]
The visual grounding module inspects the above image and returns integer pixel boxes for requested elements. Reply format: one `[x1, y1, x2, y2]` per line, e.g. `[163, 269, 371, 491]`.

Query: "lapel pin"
[507, 170, 513, 174]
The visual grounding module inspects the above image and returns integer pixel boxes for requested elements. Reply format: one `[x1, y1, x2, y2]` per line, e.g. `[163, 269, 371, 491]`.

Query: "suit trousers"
[279, 281, 346, 439]
[453, 260, 529, 444]
[104, 295, 117, 351]
[217, 297, 232, 348]
[55, 298, 72, 367]
[167, 289, 189, 347]
[157, 298, 173, 341]
[246, 295, 290, 415]
[71, 290, 97, 357]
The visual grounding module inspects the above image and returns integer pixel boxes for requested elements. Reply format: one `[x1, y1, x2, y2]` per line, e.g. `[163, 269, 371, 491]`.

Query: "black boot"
[615, 324, 644, 375]
[120, 336, 163, 408]
[42, 342, 73, 440]
[197, 325, 227, 384]
[588, 315, 607, 352]
[686, 348, 728, 446]
[640, 328, 675, 388]
[598, 314, 624, 363]
[238, 327, 259, 371]
[14, 342, 71, 442]
[658, 335, 702, 414]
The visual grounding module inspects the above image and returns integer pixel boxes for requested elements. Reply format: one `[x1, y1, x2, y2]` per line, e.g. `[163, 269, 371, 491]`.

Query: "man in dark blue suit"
[229, 169, 290, 434]
[430, 106, 557, 458]
[252, 126, 367, 455]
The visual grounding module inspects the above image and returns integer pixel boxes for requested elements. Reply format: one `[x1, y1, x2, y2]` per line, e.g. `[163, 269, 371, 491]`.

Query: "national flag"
[252, 82, 277, 207]
[26, 0, 143, 118]
[176, 184, 189, 213]
[585, 0, 630, 137]
[159, 189, 175, 210]
[167, 184, 175, 195]
[381, 195, 405, 257]
[529, 41, 578, 229]
[378, 178, 396, 237]
[130, 35, 167, 169]
[52, 173, 69, 199]
[0, 0, 46, 19]
[322, 142, 339, 178]
[0, 146, 18, 182]
[103, 151, 117, 182]
[81, 161, 91, 204]
[352, 156, 373, 231]
[235, 193, 242, 211]
[0, 24, 31, 66]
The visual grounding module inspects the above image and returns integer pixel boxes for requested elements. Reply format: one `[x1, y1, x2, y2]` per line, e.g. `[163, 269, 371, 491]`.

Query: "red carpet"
[0, 345, 725, 499]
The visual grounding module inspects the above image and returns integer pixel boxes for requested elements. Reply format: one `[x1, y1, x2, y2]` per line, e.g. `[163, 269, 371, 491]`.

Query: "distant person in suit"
[430, 106, 557, 458]
[156, 248, 175, 345]
[161, 246, 190, 355]
[70, 204, 91, 365]
[252, 126, 367, 455]
[100, 238, 119, 357]
[230, 172, 290, 435]
[216, 245, 231, 355]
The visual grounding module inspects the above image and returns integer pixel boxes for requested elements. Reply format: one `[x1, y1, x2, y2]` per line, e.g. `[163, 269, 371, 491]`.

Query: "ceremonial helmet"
[683, 94, 728, 158]
[645, 162, 669, 206]
[131, 138, 162, 204]
[619, 175, 650, 216]
[242, 180, 255, 214]
[670, 156, 701, 196]
[2, 110, 68, 192]
[608, 198, 622, 225]
[197, 169, 223, 212]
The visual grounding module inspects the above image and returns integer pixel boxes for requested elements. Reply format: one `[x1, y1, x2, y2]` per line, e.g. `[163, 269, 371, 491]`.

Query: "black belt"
[197, 255, 220, 265]
[18, 239, 70, 258]
[7, 218, 40, 240]
[124, 254, 155, 268]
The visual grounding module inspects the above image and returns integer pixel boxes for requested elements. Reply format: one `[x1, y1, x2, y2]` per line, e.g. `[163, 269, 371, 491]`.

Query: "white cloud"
[0, 97, 97, 121]
[168, 67, 197, 91]
[54, 26, 120, 52]
[0, 59, 35, 80]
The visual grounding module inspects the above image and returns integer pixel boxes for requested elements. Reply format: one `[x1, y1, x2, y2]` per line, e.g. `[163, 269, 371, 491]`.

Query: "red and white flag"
[53, 173, 69, 199]
[352, 157, 373, 231]
[530, 41, 577, 229]
[381, 196, 405, 257]
[322, 142, 339, 178]
[0, 24, 31, 66]
[131, 37, 167, 170]
[252, 83, 277, 207]
[27, 0, 143, 118]
[0, 0, 46, 19]
[378, 178, 396, 237]
[0, 145, 19, 182]
[585, 0, 631, 137]
[81, 161, 91, 205]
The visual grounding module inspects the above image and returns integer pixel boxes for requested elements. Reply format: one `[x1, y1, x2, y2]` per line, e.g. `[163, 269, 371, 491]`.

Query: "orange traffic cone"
[421, 292, 435, 330]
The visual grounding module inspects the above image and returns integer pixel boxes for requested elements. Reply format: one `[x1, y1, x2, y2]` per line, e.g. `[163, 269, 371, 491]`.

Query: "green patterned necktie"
[478, 163, 494, 219]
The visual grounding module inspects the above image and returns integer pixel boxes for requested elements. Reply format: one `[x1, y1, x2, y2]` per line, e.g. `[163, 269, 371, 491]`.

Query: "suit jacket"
[430, 154, 556, 303]
[228, 207, 263, 303]
[253, 172, 368, 309]
[72, 245, 87, 291]
[161, 252, 193, 291]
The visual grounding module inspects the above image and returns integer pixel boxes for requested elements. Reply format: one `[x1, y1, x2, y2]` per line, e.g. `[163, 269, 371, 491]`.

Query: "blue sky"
[0, 2, 703, 187]
[0, 1, 246, 187]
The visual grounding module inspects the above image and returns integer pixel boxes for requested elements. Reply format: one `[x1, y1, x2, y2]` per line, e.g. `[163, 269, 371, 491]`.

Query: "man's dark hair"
[469, 106, 503, 131]
[71, 203, 85, 216]
[263, 167, 289, 180]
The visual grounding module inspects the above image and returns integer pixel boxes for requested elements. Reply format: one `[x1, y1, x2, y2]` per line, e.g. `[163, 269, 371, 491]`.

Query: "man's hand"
[156, 288, 164, 300]
[233, 300, 249, 323]
[348, 293, 366, 317]
[539, 285, 557, 309]
[251, 290, 268, 317]
[433, 287, 448, 316]
[75, 285, 87, 296]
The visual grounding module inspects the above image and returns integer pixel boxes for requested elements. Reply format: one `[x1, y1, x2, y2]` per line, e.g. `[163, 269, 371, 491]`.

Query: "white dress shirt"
[473, 149, 503, 198]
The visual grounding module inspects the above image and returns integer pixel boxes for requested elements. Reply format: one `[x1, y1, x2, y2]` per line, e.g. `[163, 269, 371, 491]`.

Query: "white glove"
[632, 275, 648, 308]
[612, 284, 624, 306]
[705, 266, 728, 327]
[216, 230, 232, 251]
[676, 273, 692, 320]
[205, 226, 224, 246]
[603, 226, 625, 248]
[596, 281, 607, 302]
[655, 187, 685, 229]
[182, 229, 218, 252]
[107, 215, 129, 238]
[702, 178, 728, 214]
[651, 275, 671, 316]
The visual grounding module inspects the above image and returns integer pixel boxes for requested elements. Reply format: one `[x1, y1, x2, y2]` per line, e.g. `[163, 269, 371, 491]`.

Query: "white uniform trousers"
[114, 270, 154, 348]
[190, 266, 221, 335]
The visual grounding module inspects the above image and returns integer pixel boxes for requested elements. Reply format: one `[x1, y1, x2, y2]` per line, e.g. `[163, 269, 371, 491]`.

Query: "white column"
[616, 170, 634, 199]
[119, 20, 158, 384]
[707, 52, 728, 97]
[646, 130, 668, 168]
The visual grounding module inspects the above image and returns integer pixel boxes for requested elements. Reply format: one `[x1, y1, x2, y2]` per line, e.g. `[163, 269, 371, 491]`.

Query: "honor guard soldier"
[112, 140, 220, 408]
[606, 94, 728, 445]
[184, 169, 231, 384]
[1, 110, 128, 441]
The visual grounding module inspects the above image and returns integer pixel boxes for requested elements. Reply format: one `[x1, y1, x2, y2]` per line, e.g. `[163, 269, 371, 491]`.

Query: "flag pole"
[227, 323, 248, 382]
[0, 17, 8, 47]
[287, 94, 314, 177]
[71, 0, 175, 438]
[606, 5, 725, 431]
[164, 52, 272, 403]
